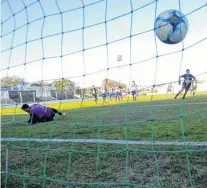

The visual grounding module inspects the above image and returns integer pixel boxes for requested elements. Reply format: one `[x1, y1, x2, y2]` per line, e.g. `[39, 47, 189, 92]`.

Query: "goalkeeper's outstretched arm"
[27, 114, 32, 124]
[28, 113, 39, 125]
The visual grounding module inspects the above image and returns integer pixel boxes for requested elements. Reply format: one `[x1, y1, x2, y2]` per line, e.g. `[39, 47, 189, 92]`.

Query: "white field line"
[1, 138, 207, 146]
[92, 102, 207, 110]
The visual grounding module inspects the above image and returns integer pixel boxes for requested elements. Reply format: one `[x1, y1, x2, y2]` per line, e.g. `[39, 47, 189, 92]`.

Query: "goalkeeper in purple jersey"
[21, 104, 66, 125]
[174, 69, 196, 99]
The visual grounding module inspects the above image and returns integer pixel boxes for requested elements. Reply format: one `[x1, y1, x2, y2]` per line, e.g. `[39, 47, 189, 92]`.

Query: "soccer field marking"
[1, 138, 207, 146]
[65, 101, 207, 112]
[60, 101, 207, 112]
[1, 100, 207, 111]
[95, 102, 207, 110]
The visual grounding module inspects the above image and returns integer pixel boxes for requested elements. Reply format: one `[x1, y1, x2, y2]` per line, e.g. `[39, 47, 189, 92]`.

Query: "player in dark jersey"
[91, 86, 98, 104]
[21, 104, 65, 125]
[81, 88, 86, 99]
[174, 69, 196, 99]
[119, 85, 123, 101]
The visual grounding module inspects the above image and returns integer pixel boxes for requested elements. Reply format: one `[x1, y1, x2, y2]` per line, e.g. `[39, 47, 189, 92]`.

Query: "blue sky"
[1, 0, 207, 87]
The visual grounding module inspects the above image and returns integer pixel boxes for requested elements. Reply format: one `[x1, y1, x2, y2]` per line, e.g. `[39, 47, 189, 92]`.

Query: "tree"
[30, 81, 52, 87]
[50, 79, 75, 91]
[102, 78, 127, 89]
[0, 76, 24, 87]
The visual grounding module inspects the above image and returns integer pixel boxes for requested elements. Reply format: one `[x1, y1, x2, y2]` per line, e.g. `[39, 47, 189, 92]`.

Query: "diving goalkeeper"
[21, 104, 66, 125]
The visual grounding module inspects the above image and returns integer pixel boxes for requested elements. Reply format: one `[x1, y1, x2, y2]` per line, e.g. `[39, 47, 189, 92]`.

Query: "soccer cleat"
[174, 94, 179, 99]
[62, 113, 66, 117]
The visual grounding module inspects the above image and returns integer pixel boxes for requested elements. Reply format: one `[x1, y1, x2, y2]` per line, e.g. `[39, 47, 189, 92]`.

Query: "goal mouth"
[1, 0, 207, 187]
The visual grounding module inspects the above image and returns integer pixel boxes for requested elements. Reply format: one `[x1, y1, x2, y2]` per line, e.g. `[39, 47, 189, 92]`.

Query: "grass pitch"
[1, 94, 207, 188]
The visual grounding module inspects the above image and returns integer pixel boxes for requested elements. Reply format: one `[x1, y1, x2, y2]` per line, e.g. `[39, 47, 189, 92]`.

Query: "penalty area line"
[1, 138, 207, 146]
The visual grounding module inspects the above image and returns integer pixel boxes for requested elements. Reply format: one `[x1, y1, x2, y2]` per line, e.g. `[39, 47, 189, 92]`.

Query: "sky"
[1, 0, 207, 88]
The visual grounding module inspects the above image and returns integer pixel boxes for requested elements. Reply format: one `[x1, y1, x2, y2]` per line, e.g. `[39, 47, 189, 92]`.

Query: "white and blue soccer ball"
[154, 10, 189, 44]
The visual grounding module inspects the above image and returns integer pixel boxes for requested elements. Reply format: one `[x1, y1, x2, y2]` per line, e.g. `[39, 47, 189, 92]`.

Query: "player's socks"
[58, 112, 66, 116]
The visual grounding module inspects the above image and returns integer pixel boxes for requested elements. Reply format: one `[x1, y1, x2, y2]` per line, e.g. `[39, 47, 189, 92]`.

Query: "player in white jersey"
[108, 86, 114, 103]
[166, 83, 173, 97]
[131, 81, 137, 101]
[119, 85, 123, 101]
[189, 80, 197, 96]
[115, 85, 120, 102]
[101, 86, 107, 104]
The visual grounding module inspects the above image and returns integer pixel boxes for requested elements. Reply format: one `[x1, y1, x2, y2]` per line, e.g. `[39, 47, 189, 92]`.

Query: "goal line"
[1, 138, 207, 146]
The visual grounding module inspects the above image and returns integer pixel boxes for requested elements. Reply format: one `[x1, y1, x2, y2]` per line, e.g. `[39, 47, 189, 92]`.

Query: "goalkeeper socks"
[58, 112, 63, 116]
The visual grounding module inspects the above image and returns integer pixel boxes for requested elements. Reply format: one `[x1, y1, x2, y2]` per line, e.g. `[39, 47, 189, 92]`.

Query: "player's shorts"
[115, 92, 120, 97]
[92, 94, 97, 99]
[167, 89, 172, 92]
[109, 93, 113, 98]
[132, 90, 136, 95]
[182, 82, 191, 91]
[102, 93, 106, 98]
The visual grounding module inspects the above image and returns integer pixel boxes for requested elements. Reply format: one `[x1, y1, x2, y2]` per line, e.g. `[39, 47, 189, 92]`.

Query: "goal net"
[1, 0, 207, 187]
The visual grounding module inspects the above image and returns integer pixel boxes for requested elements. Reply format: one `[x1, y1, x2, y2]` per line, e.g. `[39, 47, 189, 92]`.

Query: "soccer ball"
[154, 10, 189, 44]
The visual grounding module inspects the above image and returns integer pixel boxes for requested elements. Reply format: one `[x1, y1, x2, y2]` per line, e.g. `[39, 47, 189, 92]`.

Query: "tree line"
[2, 76, 202, 91]
[1, 76, 127, 89]
[0, 76, 74, 90]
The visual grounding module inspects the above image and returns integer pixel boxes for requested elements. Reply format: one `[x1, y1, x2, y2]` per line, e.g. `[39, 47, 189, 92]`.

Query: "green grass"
[1, 94, 207, 188]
